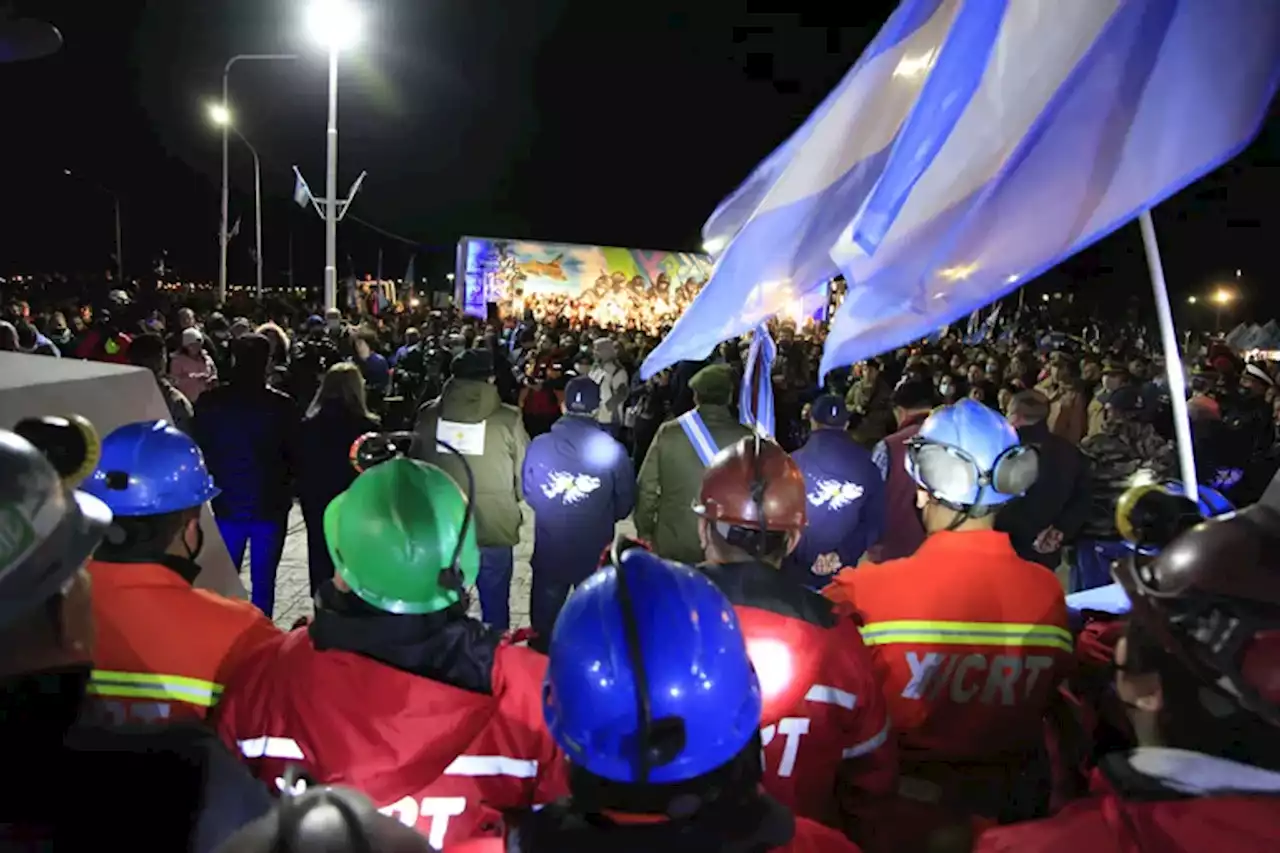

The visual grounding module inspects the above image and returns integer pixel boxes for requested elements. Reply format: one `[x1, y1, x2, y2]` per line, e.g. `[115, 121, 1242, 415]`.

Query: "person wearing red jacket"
[824, 399, 1070, 850]
[214, 451, 566, 850]
[449, 547, 859, 853]
[977, 484, 1280, 852]
[692, 436, 897, 847]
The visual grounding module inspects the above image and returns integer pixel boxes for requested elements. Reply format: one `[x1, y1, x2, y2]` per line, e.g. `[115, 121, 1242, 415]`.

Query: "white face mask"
[939, 381, 953, 397]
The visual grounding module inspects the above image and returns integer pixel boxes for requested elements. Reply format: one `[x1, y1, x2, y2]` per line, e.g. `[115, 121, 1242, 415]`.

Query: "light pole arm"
[225, 53, 299, 75]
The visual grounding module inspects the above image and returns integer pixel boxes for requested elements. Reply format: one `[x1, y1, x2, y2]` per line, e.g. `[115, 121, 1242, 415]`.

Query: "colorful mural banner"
[456, 236, 713, 318]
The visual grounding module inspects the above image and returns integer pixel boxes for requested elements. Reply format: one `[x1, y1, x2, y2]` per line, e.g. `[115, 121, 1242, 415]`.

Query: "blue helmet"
[906, 398, 1038, 512]
[543, 548, 762, 785]
[83, 420, 220, 516]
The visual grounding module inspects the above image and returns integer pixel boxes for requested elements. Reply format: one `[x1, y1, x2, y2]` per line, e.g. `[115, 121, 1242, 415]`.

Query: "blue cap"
[811, 394, 849, 426]
[543, 549, 762, 784]
[564, 377, 601, 414]
[83, 420, 220, 516]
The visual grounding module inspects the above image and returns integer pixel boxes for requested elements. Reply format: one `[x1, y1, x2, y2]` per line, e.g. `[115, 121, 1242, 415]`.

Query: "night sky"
[1, 1, 1277, 322]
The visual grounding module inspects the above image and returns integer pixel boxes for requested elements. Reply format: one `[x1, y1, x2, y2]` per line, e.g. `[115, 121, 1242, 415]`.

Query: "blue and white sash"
[677, 410, 721, 466]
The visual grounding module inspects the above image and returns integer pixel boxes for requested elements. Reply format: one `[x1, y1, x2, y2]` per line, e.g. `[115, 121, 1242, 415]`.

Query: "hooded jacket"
[413, 378, 529, 547]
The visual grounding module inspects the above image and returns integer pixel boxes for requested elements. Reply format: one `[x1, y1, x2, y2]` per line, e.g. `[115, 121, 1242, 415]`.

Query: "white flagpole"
[1138, 210, 1198, 501]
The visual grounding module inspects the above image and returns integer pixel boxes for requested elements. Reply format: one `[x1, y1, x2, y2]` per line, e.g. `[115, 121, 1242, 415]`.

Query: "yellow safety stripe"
[88, 670, 223, 707]
[861, 620, 1073, 653]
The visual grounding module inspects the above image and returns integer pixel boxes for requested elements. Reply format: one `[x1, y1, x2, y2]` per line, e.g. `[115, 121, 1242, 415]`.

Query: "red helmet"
[1115, 499, 1280, 727]
[694, 436, 806, 533]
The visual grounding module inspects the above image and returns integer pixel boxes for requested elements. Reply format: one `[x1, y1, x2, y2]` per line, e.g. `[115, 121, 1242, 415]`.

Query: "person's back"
[635, 365, 752, 564]
[79, 421, 279, 725]
[216, 457, 563, 849]
[865, 381, 936, 562]
[786, 397, 885, 586]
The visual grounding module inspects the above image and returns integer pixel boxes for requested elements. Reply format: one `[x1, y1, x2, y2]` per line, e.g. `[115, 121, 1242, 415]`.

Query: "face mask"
[939, 381, 953, 397]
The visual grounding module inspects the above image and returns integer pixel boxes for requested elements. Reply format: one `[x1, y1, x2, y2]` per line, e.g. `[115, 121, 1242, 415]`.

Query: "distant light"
[1212, 288, 1235, 305]
[1004, 274, 1020, 285]
[446, 273, 456, 281]
[1235, 269, 1242, 278]
[1187, 295, 1198, 305]
[1041, 294, 1050, 302]
[63, 168, 72, 176]
[208, 103, 231, 126]
[307, 0, 362, 51]
[409, 297, 420, 307]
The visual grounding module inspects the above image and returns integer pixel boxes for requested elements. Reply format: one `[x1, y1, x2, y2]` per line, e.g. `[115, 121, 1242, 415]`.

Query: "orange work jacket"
[84, 559, 280, 724]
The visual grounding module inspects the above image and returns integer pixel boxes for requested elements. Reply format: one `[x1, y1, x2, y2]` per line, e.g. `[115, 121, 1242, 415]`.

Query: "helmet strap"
[750, 434, 767, 560]
[612, 556, 654, 784]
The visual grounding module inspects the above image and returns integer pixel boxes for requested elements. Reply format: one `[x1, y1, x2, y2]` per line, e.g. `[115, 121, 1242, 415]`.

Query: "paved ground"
[267, 503, 637, 628]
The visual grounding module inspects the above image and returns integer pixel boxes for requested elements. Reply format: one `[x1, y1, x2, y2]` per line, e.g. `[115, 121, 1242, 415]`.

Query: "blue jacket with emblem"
[784, 428, 885, 588]
[522, 414, 635, 565]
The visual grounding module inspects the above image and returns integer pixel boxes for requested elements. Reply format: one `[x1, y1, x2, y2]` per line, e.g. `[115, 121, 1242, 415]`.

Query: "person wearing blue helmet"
[79, 420, 278, 724]
[824, 399, 1071, 851]
[452, 546, 859, 853]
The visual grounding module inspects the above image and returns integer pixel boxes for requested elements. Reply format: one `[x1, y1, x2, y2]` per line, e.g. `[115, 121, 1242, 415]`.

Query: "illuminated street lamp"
[1211, 287, 1236, 332]
[217, 53, 295, 304]
[1186, 295, 1197, 305]
[307, 0, 364, 311]
[209, 104, 264, 301]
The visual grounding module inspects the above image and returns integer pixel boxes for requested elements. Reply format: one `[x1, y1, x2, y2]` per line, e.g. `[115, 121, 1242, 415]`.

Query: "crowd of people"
[1, 278, 1279, 852]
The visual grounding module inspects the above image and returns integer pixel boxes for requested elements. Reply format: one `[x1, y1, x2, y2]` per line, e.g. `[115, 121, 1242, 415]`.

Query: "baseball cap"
[810, 394, 850, 427]
[689, 364, 734, 405]
[564, 377, 601, 414]
[181, 328, 204, 348]
[1244, 363, 1275, 387]
[1107, 384, 1144, 413]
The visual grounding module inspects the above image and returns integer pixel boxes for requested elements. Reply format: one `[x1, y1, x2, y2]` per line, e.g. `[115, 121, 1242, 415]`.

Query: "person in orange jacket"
[824, 399, 1071, 850]
[976, 487, 1280, 853]
[79, 420, 279, 723]
[692, 436, 897, 847]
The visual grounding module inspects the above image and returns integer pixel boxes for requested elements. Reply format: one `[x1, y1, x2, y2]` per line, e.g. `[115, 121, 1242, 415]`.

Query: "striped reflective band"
[239, 736, 306, 760]
[87, 669, 223, 708]
[842, 720, 891, 759]
[444, 755, 539, 779]
[805, 684, 857, 710]
[860, 620, 1073, 653]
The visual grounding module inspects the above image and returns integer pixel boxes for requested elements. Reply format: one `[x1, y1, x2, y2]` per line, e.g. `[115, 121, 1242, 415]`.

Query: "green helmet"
[323, 457, 479, 614]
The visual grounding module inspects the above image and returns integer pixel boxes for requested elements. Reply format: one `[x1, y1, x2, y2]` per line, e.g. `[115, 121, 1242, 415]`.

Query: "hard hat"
[543, 548, 762, 785]
[0, 419, 112, 627]
[694, 436, 806, 532]
[82, 420, 220, 516]
[1114, 499, 1280, 728]
[1116, 480, 1235, 554]
[906, 399, 1038, 512]
[324, 457, 478, 614]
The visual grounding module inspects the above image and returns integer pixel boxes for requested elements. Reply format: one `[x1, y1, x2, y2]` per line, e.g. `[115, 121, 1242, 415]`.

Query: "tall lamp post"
[306, 0, 363, 312]
[218, 53, 295, 305]
[209, 105, 264, 301]
[64, 169, 123, 285]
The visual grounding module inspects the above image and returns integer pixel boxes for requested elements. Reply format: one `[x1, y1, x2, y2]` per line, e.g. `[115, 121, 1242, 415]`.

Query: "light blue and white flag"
[292, 166, 314, 209]
[641, 0, 1280, 382]
[738, 323, 777, 438]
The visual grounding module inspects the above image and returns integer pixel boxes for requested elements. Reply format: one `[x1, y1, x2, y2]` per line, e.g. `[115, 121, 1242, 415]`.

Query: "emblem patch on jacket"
[542, 471, 602, 505]
[807, 479, 864, 511]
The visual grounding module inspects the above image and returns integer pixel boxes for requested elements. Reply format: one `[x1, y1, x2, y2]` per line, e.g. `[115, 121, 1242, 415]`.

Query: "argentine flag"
[640, 0, 1280, 381]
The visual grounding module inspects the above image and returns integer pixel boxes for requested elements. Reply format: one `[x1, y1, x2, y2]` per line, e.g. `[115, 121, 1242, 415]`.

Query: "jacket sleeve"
[511, 414, 530, 499]
[1055, 450, 1094, 538]
[860, 470, 887, 554]
[634, 427, 662, 539]
[833, 628, 898, 845]
[613, 448, 636, 521]
[521, 441, 537, 504]
[213, 611, 283, 691]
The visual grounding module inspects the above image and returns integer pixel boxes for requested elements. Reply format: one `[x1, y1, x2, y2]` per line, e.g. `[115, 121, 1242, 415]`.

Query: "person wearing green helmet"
[214, 455, 566, 850]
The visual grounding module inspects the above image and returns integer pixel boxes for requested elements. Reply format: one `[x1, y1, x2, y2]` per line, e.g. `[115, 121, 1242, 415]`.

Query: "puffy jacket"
[700, 561, 896, 846]
[84, 558, 279, 724]
[193, 382, 299, 521]
[523, 414, 634, 563]
[975, 749, 1280, 853]
[634, 404, 752, 564]
[413, 378, 529, 547]
[214, 590, 565, 849]
[170, 349, 218, 403]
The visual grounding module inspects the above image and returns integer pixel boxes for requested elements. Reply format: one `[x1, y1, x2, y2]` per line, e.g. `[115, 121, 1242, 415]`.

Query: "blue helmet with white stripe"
[906, 399, 1038, 513]
[542, 548, 762, 785]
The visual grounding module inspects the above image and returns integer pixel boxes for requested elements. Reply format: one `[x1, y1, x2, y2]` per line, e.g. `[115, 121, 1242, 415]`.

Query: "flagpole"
[1138, 210, 1198, 501]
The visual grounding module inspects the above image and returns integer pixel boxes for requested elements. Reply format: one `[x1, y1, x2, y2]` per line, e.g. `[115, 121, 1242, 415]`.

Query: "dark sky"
[1, 1, 1277, 322]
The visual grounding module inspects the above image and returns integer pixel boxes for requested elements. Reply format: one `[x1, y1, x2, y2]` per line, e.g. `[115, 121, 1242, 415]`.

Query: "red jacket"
[975, 749, 1280, 853]
[446, 814, 861, 853]
[698, 562, 896, 845]
[214, 629, 566, 849]
[864, 412, 928, 562]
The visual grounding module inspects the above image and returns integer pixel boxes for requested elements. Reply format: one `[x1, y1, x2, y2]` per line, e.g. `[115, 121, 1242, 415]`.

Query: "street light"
[1211, 287, 1235, 332]
[1186, 295, 1197, 305]
[64, 168, 123, 285]
[307, 0, 363, 312]
[208, 104, 264, 301]
[217, 54, 296, 305]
